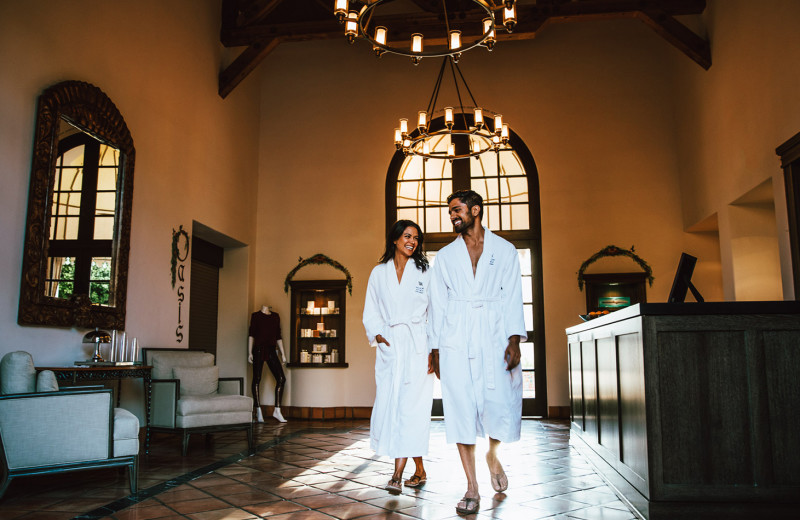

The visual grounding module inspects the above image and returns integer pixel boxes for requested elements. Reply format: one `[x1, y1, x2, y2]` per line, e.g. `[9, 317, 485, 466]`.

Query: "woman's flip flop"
[404, 474, 427, 487]
[385, 478, 402, 494]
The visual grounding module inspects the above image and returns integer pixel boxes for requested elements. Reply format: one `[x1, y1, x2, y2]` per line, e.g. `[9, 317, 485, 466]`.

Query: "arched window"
[386, 124, 548, 416]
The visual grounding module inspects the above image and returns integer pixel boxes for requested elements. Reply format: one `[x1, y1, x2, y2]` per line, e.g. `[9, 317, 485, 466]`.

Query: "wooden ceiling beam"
[637, 10, 711, 69]
[222, 0, 706, 47]
[218, 38, 281, 99]
[217, 0, 710, 96]
[241, 0, 285, 25]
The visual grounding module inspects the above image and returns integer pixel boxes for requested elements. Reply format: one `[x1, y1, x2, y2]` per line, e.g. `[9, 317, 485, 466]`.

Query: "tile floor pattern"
[0, 419, 640, 520]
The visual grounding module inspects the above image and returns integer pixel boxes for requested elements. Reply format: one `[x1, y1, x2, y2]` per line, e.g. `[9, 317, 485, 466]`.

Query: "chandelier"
[394, 56, 512, 161]
[334, 0, 518, 64]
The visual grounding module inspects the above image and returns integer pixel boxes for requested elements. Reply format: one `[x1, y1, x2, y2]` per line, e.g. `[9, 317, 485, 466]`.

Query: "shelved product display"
[288, 280, 347, 367]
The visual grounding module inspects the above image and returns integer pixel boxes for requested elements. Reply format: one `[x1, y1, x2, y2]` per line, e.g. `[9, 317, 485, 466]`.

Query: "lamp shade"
[411, 33, 423, 53]
[474, 107, 484, 127]
[375, 26, 387, 45]
[83, 328, 111, 344]
[449, 30, 461, 51]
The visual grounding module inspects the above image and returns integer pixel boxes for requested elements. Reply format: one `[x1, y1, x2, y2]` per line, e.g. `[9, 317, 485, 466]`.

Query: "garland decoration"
[577, 245, 654, 290]
[284, 254, 353, 295]
[171, 225, 190, 288]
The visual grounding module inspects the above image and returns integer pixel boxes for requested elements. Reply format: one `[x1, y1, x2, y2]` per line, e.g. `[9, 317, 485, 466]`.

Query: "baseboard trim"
[548, 405, 571, 419]
[261, 405, 372, 420]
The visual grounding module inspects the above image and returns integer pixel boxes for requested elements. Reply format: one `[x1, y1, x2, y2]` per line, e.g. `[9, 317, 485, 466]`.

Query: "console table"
[36, 365, 153, 454]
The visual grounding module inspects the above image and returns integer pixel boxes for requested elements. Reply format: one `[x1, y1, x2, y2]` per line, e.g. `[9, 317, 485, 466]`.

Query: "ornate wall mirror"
[18, 81, 135, 329]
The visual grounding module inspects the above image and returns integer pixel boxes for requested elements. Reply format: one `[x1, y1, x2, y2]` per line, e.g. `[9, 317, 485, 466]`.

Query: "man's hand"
[504, 335, 521, 371]
[428, 349, 440, 379]
[376, 334, 390, 347]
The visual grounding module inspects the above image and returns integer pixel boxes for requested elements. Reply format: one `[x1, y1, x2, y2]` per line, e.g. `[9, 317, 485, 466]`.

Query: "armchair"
[142, 348, 253, 455]
[0, 351, 139, 498]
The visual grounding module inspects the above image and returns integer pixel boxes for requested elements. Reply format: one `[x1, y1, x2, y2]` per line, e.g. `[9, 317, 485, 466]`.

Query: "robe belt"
[448, 296, 501, 389]
[388, 315, 426, 384]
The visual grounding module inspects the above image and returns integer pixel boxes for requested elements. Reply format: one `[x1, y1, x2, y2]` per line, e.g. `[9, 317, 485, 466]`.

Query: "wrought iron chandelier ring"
[359, 0, 495, 61]
[336, 0, 518, 63]
[397, 107, 512, 161]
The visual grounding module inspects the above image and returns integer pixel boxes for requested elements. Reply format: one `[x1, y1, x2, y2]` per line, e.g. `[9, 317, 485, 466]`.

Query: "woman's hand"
[376, 334, 390, 347]
[428, 350, 440, 379]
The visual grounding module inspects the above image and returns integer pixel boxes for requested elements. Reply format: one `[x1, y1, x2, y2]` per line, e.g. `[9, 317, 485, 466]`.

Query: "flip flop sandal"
[404, 474, 427, 487]
[486, 452, 508, 492]
[455, 496, 480, 515]
[490, 470, 508, 492]
[385, 478, 402, 494]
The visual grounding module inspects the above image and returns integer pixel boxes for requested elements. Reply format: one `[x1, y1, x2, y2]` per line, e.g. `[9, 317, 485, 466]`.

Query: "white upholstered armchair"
[0, 351, 139, 498]
[143, 348, 253, 455]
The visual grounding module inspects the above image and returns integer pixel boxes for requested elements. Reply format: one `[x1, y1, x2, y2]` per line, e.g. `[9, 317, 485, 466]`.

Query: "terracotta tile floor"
[0, 419, 640, 520]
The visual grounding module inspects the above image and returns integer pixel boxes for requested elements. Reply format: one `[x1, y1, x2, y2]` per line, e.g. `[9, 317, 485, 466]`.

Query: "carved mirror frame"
[18, 80, 135, 329]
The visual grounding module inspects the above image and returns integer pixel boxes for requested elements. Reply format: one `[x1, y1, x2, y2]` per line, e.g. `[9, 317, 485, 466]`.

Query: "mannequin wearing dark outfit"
[248, 306, 287, 422]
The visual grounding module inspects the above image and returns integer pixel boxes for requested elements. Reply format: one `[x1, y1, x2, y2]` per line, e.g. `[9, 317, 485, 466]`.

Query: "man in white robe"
[429, 190, 526, 514]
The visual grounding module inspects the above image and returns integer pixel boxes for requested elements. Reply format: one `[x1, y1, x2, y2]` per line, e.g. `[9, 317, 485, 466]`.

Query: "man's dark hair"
[378, 220, 429, 272]
[447, 189, 484, 220]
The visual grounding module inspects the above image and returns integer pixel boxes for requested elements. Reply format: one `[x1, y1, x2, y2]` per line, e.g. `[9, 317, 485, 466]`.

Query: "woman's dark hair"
[379, 220, 429, 272]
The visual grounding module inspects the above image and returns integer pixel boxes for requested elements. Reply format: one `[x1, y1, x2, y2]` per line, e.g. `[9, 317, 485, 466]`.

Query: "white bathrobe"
[363, 260, 434, 458]
[428, 227, 527, 444]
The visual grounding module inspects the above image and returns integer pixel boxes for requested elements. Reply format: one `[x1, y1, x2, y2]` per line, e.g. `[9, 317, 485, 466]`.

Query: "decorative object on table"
[284, 254, 353, 295]
[576, 245, 654, 290]
[334, 0, 517, 64]
[76, 329, 141, 366]
[578, 310, 610, 322]
[82, 328, 111, 362]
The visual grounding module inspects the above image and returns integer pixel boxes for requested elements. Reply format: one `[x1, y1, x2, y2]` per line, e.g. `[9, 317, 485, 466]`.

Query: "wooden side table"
[35, 365, 153, 454]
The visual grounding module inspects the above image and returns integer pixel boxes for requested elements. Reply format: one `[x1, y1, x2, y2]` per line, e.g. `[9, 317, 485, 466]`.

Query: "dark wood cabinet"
[287, 280, 348, 368]
[566, 302, 800, 519]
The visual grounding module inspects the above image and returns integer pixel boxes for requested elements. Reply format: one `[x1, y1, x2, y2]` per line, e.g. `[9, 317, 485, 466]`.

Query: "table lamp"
[83, 328, 111, 362]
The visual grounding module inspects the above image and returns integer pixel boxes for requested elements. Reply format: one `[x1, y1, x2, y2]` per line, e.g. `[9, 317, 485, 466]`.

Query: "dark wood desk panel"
[566, 302, 800, 519]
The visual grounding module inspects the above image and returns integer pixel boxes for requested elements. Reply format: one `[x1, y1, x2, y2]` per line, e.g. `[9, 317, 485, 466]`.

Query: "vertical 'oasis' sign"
[171, 225, 190, 342]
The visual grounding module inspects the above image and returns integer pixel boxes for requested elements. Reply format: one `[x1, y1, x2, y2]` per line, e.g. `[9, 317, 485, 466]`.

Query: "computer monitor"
[668, 253, 704, 303]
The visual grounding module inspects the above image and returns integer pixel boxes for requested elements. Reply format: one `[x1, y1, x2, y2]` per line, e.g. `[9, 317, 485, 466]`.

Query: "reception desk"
[566, 302, 800, 519]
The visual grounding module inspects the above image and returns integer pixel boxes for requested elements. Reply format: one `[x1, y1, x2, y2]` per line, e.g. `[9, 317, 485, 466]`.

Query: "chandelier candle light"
[394, 56, 512, 161]
[334, 0, 517, 64]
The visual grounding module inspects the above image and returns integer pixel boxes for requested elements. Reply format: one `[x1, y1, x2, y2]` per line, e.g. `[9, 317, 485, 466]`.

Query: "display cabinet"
[287, 280, 348, 368]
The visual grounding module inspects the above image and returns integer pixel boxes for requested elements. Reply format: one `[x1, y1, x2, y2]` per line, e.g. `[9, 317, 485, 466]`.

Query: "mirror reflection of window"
[46, 118, 119, 306]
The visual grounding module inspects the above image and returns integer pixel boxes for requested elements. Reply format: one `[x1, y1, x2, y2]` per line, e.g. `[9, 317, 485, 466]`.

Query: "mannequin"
[248, 305, 287, 423]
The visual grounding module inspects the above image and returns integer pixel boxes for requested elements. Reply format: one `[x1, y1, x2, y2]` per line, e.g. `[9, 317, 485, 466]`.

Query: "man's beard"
[453, 212, 474, 233]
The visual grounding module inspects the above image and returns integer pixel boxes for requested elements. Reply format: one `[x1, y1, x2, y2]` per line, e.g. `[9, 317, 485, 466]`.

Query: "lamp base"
[91, 345, 104, 362]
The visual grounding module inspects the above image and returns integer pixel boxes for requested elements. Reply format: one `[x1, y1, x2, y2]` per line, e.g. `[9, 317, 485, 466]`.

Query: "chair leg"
[182, 432, 190, 456]
[0, 474, 11, 499]
[128, 456, 139, 495]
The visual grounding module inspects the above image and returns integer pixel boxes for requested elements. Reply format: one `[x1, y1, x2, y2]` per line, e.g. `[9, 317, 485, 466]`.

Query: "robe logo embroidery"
[415, 281, 425, 294]
[489, 254, 496, 266]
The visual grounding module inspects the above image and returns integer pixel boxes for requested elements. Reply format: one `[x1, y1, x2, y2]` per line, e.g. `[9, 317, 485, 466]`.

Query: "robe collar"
[453, 225, 495, 286]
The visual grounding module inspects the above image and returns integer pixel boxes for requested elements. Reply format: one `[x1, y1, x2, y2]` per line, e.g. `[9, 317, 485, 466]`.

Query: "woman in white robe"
[363, 219, 434, 494]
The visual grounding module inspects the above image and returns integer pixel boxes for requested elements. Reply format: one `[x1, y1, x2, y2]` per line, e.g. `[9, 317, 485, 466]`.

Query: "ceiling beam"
[637, 10, 711, 69]
[241, 0, 285, 25]
[218, 0, 710, 97]
[219, 38, 281, 99]
[222, 0, 706, 46]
